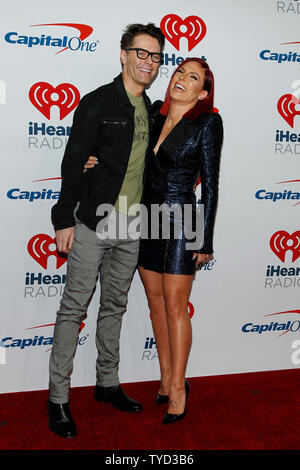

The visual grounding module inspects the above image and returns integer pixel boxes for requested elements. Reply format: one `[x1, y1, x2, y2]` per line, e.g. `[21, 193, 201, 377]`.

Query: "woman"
[85, 57, 223, 424]
[138, 57, 223, 425]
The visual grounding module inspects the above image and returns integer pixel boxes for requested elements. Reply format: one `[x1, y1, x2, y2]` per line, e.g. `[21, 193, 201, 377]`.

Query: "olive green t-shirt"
[114, 90, 149, 214]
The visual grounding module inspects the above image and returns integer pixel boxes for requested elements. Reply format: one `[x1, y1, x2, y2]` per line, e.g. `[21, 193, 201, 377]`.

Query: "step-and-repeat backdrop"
[1, 0, 300, 394]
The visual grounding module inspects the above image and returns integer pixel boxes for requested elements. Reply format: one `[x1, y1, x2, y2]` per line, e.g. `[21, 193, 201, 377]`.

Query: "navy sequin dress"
[138, 101, 223, 274]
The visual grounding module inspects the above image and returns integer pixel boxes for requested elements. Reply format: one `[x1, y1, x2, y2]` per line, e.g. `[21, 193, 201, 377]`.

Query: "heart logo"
[160, 14, 207, 51]
[270, 230, 300, 263]
[27, 234, 67, 269]
[29, 82, 80, 120]
[277, 94, 300, 128]
[187, 301, 195, 319]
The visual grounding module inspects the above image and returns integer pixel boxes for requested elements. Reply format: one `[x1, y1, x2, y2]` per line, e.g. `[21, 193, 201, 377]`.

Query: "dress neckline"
[153, 115, 183, 156]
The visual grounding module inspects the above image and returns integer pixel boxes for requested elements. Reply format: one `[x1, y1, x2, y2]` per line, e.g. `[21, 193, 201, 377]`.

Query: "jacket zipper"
[102, 120, 127, 127]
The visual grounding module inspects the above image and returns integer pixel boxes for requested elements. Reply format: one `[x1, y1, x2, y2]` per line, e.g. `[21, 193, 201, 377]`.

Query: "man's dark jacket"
[51, 73, 152, 231]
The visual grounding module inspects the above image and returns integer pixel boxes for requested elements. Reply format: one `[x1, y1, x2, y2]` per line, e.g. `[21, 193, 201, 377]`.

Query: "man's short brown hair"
[120, 23, 165, 52]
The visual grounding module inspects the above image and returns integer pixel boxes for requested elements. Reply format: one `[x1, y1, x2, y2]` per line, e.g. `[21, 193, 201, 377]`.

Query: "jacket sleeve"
[51, 94, 101, 230]
[151, 100, 163, 115]
[197, 113, 223, 254]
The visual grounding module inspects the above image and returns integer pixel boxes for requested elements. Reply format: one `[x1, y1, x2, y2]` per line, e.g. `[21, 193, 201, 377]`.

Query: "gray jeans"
[49, 218, 139, 404]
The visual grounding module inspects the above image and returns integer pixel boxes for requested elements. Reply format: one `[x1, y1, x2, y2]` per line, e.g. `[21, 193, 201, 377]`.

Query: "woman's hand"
[192, 252, 213, 271]
[83, 155, 98, 173]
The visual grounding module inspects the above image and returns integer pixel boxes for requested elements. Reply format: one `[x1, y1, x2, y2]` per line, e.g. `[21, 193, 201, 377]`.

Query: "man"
[48, 23, 165, 438]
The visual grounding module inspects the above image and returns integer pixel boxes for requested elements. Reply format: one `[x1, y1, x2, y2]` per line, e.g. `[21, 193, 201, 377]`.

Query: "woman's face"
[169, 61, 208, 107]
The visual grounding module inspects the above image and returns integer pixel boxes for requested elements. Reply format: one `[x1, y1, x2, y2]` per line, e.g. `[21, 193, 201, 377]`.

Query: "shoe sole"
[49, 425, 77, 438]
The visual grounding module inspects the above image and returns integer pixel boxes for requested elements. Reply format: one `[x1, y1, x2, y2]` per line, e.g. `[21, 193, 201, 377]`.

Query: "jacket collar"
[113, 73, 152, 113]
[162, 118, 195, 156]
[155, 112, 208, 156]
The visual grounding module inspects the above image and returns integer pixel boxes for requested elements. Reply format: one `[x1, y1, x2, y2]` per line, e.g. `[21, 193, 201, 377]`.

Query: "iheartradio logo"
[27, 234, 67, 270]
[160, 14, 206, 51]
[29, 82, 80, 120]
[270, 230, 300, 263]
[277, 94, 300, 127]
[188, 301, 195, 319]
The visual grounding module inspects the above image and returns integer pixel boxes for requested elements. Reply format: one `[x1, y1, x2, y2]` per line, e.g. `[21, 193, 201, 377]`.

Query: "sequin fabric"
[138, 102, 223, 274]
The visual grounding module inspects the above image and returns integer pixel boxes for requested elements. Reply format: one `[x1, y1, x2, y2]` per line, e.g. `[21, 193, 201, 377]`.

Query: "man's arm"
[51, 93, 101, 232]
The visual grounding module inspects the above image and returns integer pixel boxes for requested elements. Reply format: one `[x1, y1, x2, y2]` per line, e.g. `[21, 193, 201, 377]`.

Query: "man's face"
[121, 34, 161, 89]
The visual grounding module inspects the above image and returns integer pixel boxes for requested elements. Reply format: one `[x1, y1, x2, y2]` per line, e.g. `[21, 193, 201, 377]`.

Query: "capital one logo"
[4, 23, 97, 54]
[33, 23, 94, 54]
[27, 234, 67, 269]
[270, 230, 300, 262]
[29, 82, 80, 120]
[160, 14, 207, 51]
[277, 94, 300, 127]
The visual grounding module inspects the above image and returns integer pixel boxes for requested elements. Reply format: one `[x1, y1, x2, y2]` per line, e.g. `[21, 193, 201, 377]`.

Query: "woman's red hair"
[159, 57, 218, 120]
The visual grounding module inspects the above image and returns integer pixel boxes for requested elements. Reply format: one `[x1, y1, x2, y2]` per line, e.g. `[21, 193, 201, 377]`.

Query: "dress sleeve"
[197, 113, 223, 254]
[51, 94, 101, 231]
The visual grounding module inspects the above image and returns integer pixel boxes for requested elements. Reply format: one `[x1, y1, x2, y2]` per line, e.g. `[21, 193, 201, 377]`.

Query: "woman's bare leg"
[138, 267, 172, 395]
[163, 273, 194, 414]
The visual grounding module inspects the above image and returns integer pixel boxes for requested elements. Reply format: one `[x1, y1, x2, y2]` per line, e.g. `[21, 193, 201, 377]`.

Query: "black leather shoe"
[162, 380, 189, 424]
[156, 393, 169, 404]
[94, 384, 143, 412]
[48, 400, 77, 438]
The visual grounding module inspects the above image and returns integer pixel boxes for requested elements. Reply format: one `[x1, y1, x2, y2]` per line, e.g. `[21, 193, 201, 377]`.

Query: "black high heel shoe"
[156, 393, 169, 405]
[162, 380, 189, 424]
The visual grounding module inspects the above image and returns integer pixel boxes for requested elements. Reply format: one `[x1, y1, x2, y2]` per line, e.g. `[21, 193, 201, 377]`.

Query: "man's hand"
[55, 227, 75, 254]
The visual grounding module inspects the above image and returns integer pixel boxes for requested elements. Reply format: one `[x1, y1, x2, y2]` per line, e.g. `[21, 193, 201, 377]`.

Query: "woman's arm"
[196, 113, 223, 257]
